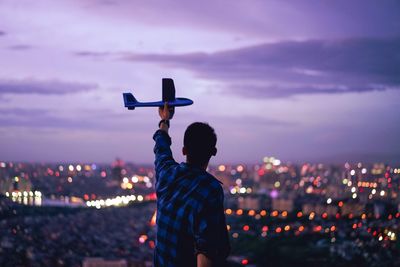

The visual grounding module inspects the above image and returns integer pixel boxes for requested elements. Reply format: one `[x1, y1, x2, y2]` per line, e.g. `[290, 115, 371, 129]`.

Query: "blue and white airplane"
[123, 78, 193, 111]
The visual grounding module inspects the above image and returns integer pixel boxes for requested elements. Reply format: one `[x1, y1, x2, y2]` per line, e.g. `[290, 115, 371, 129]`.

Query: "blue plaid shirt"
[153, 130, 230, 267]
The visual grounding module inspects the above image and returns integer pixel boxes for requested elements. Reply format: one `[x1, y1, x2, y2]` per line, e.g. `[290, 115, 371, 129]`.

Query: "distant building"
[238, 196, 260, 210]
[111, 158, 125, 182]
[373, 202, 386, 217]
[272, 198, 293, 212]
[302, 204, 337, 216]
[341, 203, 365, 216]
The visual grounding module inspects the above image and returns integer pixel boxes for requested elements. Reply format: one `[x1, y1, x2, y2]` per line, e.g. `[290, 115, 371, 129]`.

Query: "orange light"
[276, 227, 282, 233]
[281, 211, 288, 217]
[150, 211, 157, 226]
[248, 210, 255, 216]
[225, 209, 232, 215]
[227, 225, 231, 231]
[260, 210, 267, 216]
[298, 226, 305, 232]
[284, 225, 290, 231]
[271, 210, 278, 217]
[352, 223, 357, 229]
[236, 209, 243, 216]
[330, 226, 336, 232]
[361, 213, 366, 220]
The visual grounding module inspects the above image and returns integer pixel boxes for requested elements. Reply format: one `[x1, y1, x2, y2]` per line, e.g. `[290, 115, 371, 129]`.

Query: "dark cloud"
[0, 31, 5, 36]
[0, 107, 104, 130]
[0, 108, 48, 116]
[79, 0, 400, 39]
[122, 37, 400, 98]
[0, 107, 148, 131]
[7, 44, 34, 50]
[74, 51, 111, 58]
[178, 112, 295, 127]
[229, 84, 389, 99]
[0, 79, 97, 95]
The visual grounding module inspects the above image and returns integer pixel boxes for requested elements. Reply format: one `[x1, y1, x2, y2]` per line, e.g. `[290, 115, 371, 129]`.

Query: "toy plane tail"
[123, 93, 138, 110]
[162, 78, 176, 102]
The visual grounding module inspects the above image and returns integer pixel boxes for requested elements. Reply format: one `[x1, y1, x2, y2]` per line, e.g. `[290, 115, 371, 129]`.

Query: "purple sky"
[1, 0, 400, 164]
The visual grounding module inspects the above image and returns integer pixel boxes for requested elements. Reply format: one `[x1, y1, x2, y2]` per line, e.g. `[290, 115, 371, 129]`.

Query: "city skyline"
[1, 0, 400, 164]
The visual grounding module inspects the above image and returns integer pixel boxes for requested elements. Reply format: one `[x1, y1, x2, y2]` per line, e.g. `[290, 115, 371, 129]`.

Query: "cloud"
[0, 108, 49, 116]
[228, 84, 390, 99]
[77, 0, 400, 39]
[121, 37, 400, 98]
[7, 44, 34, 50]
[0, 78, 97, 95]
[74, 51, 111, 58]
[0, 107, 104, 130]
[0, 31, 6, 36]
[0, 106, 151, 131]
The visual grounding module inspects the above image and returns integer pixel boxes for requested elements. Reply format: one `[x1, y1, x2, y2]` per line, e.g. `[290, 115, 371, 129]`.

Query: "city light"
[1, 159, 399, 266]
[76, 165, 82, 172]
[218, 165, 226, 172]
[86, 194, 147, 208]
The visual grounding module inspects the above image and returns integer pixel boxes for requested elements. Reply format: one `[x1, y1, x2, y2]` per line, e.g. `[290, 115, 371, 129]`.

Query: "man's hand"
[158, 102, 173, 120]
[158, 102, 174, 132]
[158, 102, 172, 120]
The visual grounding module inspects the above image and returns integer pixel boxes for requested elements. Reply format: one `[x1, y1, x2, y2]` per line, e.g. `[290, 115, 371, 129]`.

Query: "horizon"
[1, 0, 400, 164]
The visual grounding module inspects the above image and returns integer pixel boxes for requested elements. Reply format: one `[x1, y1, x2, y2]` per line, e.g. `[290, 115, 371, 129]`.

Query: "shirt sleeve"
[153, 129, 178, 179]
[193, 187, 231, 264]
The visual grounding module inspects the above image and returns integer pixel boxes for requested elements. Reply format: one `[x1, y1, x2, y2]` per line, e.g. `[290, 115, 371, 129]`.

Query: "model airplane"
[123, 78, 193, 111]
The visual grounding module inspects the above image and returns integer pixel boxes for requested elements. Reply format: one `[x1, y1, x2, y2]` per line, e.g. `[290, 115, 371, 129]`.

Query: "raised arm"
[153, 103, 177, 177]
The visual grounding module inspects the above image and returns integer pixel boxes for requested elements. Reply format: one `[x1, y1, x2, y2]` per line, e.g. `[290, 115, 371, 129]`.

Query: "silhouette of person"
[153, 103, 230, 267]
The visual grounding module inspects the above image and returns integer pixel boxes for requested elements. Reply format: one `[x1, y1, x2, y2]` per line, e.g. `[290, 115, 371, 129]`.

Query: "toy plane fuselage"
[123, 78, 193, 110]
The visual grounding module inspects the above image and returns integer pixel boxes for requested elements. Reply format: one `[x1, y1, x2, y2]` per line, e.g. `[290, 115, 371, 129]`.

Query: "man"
[153, 103, 230, 267]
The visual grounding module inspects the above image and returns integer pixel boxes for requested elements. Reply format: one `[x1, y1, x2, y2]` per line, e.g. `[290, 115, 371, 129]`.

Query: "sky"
[0, 0, 400, 164]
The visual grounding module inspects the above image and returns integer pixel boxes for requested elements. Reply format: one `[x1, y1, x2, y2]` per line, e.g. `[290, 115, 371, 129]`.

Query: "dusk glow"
[1, 0, 399, 164]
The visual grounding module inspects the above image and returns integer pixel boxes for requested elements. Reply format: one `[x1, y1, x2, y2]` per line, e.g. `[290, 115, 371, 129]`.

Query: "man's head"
[183, 122, 217, 167]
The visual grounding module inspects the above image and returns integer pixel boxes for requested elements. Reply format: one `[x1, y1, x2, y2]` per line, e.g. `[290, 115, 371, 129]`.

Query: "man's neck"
[186, 161, 208, 171]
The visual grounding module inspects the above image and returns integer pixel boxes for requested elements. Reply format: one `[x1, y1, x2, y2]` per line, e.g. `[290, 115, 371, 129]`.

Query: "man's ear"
[182, 147, 187, 156]
[212, 147, 217, 156]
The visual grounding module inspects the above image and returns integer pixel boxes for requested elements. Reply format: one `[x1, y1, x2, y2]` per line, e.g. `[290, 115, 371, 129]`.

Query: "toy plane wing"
[123, 78, 193, 110]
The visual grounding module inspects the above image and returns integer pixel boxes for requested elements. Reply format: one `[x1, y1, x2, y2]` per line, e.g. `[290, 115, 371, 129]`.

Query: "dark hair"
[184, 122, 217, 166]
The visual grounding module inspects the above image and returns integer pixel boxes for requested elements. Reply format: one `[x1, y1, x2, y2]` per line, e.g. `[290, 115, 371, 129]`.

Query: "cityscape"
[1, 1, 400, 266]
[1, 158, 399, 266]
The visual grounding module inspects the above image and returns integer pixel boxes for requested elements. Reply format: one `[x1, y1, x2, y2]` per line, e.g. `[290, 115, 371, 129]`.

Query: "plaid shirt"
[153, 130, 230, 267]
